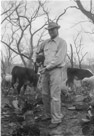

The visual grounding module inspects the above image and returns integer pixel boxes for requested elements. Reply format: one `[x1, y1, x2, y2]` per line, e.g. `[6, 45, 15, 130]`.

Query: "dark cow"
[66, 67, 93, 87]
[11, 66, 39, 94]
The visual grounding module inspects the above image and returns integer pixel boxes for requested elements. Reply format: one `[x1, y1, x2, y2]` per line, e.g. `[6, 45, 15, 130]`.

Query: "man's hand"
[39, 67, 47, 74]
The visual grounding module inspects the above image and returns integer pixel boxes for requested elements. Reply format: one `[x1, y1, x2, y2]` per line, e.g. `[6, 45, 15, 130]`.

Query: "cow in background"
[11, 66, 39, 95]
[66, 67, 93, 88]
[11, 53, 45, 95]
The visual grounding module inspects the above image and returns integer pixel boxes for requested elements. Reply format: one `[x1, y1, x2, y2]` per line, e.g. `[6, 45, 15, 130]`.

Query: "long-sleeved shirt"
[36, 36, 67, 70]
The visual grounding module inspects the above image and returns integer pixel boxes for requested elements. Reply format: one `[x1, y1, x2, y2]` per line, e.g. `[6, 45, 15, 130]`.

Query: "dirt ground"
[1, 88, 91, 136]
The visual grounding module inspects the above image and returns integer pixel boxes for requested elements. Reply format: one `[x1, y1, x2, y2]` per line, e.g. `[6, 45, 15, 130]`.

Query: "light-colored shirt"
[37, 36, 67, 70]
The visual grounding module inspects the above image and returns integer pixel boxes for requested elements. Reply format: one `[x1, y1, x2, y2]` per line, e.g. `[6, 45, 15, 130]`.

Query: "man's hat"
[46, 22, 60, 30]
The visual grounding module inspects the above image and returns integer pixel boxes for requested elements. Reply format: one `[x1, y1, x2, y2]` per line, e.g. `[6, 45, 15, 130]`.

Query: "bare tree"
[1, 0, 49, 67]
[73, 31, 88, 68]
[75, 0, 94, 24]
[1, 47, 17, 75]
[1, 52, 6, 76]
[67, 44, 74, 68]
[2, 0, 93, 69]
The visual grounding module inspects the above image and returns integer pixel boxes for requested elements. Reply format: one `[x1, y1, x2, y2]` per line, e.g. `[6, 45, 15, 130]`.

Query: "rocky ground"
[1, 86, 93, 136]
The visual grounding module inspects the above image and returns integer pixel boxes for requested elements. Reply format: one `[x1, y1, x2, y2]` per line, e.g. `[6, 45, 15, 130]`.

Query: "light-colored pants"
[41, 67, 64, 123]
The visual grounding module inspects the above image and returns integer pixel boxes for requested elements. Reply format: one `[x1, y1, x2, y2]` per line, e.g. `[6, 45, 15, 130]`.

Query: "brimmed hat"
[46, 22, 60, 30]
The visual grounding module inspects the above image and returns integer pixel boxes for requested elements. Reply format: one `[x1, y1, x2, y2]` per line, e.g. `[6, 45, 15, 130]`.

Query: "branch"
[1, 40, 30, 60]
[32, 1, 41, 19]
[39, 0, 50, 22]
[70, 20, 91, 29]
[80, 52, 88, 62]
[56, 6, 79, 23]
[33, 22, 47, 36]
[1, 2, 21, 24]
[75, 0, 94, 23]
[83, 29, 94, 34]
[74, 30, 81, 45]
[36, 29, 46, 47]
[1, 6, 13, 15]
[16, 39, 26, 66]
[67, 54, 71, 61]
[90, 0, 93, 13]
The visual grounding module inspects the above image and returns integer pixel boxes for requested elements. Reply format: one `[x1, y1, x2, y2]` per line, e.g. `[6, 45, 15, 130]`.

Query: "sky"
[1, 0, 94, 64]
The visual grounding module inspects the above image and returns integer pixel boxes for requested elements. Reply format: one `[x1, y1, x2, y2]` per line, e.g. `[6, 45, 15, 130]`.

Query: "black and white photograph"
[1, 0, 94, 136]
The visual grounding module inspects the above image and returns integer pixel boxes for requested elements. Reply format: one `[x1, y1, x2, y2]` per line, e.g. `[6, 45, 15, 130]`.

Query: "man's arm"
[46, 40, 67, 70]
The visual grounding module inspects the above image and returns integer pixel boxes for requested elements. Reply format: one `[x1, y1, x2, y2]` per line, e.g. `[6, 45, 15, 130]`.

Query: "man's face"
[48, 27, 58, 39]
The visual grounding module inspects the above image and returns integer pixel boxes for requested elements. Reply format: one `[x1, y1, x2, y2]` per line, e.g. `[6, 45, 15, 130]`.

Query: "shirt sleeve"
[46, 39, 67, 70]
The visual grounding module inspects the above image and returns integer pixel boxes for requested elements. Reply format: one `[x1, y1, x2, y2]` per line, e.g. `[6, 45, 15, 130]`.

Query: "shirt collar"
[48, 36, 59, 43]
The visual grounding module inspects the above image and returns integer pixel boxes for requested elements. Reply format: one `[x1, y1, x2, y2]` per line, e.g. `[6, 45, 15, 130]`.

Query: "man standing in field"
[36, 21, 67, 128]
